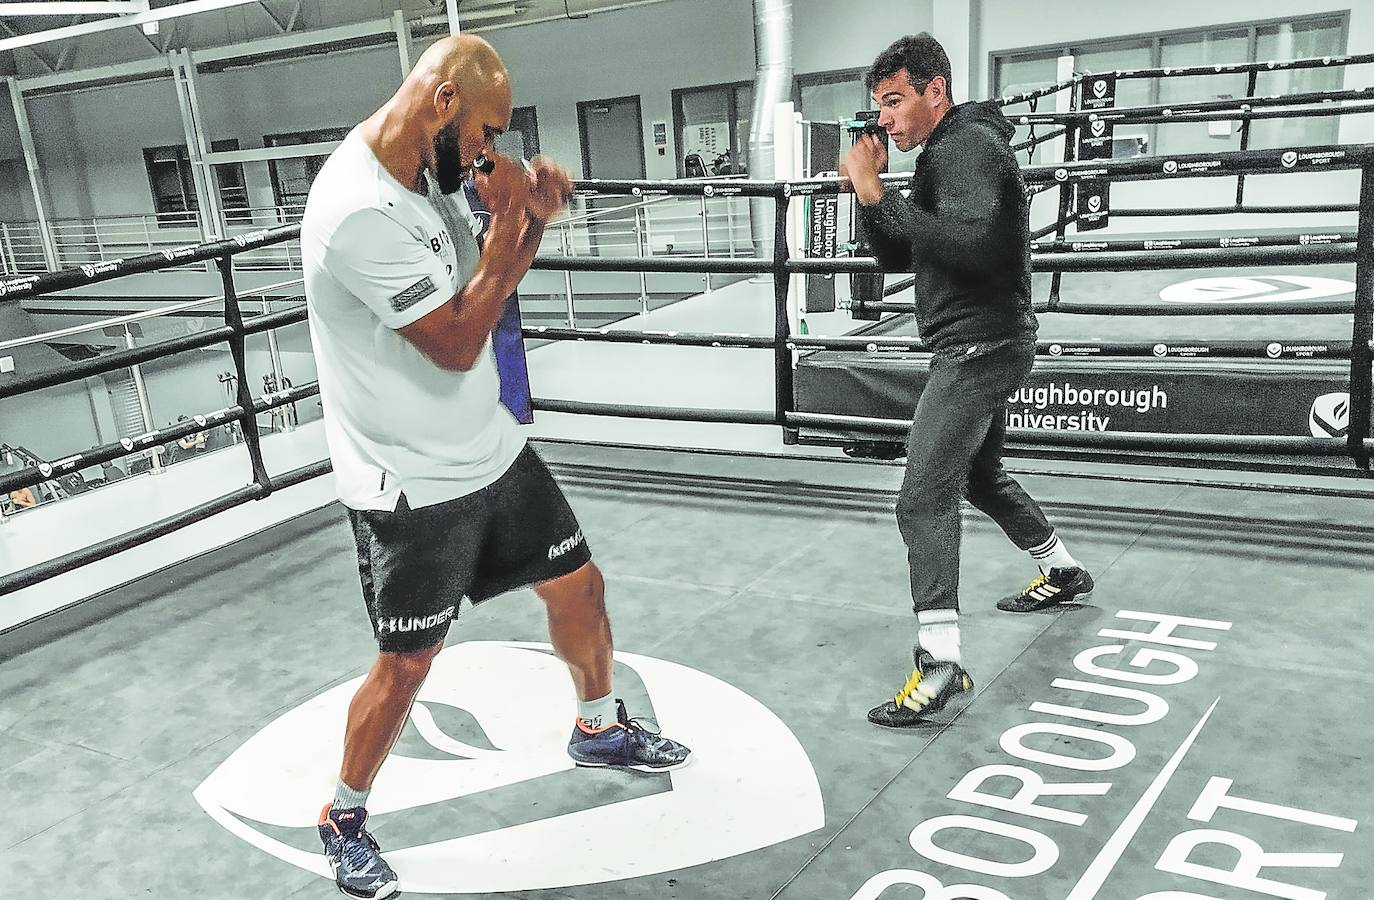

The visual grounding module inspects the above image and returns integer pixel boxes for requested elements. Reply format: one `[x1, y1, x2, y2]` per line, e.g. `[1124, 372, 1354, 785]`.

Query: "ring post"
[773, 184, 796, 440]
[216, 255, 273, 492]
[1350, 164, 1374, 470]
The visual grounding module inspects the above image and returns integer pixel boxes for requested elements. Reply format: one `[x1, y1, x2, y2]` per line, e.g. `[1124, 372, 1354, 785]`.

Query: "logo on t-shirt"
[390, 275, 438, 312]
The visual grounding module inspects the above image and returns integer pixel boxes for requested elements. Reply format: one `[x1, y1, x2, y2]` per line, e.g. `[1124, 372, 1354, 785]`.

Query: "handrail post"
[635, 206, 649, 317]
[560, 227, 576, 327]
[700, 195, 712, 292]
[123, 323, 162, 475]
[216, 255, 273, 493]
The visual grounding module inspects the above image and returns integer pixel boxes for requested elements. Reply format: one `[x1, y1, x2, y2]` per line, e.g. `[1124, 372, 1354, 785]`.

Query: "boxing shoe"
[997, 566, 1095, 613]
[868, 648, 974, 728]
[567, 698, 692, 772]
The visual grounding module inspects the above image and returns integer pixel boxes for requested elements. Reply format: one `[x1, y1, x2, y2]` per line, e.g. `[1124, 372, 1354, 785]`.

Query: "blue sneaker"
[567, 699, 692, 772]
[318, 805, 399, 899]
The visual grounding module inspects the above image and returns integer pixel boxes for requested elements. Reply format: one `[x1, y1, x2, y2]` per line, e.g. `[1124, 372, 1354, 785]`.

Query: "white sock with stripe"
[1028, 533, 1078, 573]
[916, 609, 961, 665]
[577, 691, 617, 731]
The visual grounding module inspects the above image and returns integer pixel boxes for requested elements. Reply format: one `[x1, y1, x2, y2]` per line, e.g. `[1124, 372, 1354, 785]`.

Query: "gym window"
[992, 13, 1349, 164]
[264, 127, 350, 212]
[796, 68, 875, 127]
[672, 81, 752, 178]
[143, 139, 246, 223]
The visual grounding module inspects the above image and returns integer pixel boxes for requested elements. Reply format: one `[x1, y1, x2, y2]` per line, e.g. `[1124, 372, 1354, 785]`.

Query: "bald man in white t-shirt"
[302, 34, 689, 899]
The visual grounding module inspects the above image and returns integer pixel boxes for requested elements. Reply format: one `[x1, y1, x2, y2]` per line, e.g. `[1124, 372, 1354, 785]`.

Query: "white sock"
[916, 609, 961, 665]
[577, 691, 617, 731]
[1028, 533, 1078, 573]
[333, 780, 370, 812]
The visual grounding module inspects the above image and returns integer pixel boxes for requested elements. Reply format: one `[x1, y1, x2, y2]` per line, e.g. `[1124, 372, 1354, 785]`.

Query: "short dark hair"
[865, 33, 953, 101]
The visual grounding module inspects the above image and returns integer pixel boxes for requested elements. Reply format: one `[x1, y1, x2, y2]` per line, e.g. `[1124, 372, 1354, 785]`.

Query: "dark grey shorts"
[346, 445, 591, 652]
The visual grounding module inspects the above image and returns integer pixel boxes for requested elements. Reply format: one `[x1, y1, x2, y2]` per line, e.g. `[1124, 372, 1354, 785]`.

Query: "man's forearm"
[448, 213, 545, 369]
[858, 190, 915, 271]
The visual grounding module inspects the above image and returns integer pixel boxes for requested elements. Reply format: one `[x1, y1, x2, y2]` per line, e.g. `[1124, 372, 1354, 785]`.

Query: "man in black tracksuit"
[843, 33, 1094, 728]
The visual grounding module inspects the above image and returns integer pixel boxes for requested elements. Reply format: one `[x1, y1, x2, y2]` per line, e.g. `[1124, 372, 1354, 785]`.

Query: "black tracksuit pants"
[895, 338, 1054, 615]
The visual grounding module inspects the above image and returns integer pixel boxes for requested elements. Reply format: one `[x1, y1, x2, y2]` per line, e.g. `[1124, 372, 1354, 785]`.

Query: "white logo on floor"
[1159, 275, 1354, 304]
[1309, 392, 1350, 438]
[193, 642, 823, 894]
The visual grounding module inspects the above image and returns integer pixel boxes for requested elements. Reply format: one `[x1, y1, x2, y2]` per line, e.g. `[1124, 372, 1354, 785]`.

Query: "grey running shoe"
[318, 805, 399, 899]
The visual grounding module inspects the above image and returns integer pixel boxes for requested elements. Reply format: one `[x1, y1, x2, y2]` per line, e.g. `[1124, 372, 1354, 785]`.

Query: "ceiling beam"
[0, 0, 263, 53]
[55, 17, 82, 69]
[18, 53, 170, 92]
[255, 0, 287, 33]
[0, 2, 149, 15]
[0, 20, 56, 72]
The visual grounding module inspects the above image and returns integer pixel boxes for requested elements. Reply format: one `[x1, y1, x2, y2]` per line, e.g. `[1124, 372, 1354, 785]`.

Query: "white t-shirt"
[302, 129, 525, 511]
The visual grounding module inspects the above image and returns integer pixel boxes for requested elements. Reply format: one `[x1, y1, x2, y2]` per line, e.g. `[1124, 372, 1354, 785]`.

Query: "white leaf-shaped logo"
[194, 642, 823, 894]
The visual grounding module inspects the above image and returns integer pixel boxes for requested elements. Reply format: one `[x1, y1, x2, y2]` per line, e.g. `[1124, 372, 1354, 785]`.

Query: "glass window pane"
[265, 128, 348, 209]
[1073, 41, 1154, 158]
[1251, 19, 1345, 148]
[1157, 29, 1249, 155]
[1074, 40, 1153, 109]
[995, 53, 1062, 167]
[679, 87, 732, 176]
[733, 83, 752, 174]
[799, 77, 867, 126]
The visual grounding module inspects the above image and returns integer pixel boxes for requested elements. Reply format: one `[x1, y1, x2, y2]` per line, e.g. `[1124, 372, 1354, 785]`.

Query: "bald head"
[394, 34, 513, 194]
[411, 34, 509, 98]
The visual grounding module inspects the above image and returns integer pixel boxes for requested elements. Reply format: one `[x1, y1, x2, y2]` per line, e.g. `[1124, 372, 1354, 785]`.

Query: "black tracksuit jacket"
[856, 100, 1038, 353]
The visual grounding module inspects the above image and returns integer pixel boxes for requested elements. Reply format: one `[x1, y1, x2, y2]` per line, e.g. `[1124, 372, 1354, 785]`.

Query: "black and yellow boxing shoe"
[997, 566, 1095, 613]
[867, 649, 974, 728]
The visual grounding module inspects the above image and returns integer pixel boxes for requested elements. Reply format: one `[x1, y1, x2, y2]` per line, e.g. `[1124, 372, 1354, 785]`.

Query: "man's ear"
[434, 82, 459, 118]
[926, 75, 947, 106]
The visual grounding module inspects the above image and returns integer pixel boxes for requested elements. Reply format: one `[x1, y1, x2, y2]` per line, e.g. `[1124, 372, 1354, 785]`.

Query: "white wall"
[26, 76, 186, 220]
[976, 0, 1372, 104]
[475, 0, 756, 182]
[4, 0, 1369, 222]
[792, 0, 934, 79]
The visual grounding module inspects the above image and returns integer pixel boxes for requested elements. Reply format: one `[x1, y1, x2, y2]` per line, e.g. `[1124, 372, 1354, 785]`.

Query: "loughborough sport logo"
[1310, 392, 1350, 438]
[194, 642, 823, 893]
[1159, 274, 1354, 304]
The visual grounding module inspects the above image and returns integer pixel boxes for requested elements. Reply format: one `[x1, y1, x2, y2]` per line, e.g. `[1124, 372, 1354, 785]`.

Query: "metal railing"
[0, 205, 308, 276]
[0, 194, 757, 322]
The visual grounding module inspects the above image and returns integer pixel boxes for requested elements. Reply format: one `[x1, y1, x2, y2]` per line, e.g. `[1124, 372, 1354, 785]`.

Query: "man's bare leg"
[537, 561, 691, 771]
[534, 560, 612, 702]
[339, 642, 443, 793]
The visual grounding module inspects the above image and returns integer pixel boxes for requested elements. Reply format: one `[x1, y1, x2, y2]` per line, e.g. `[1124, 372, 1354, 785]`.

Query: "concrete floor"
[3, 442, 1370, 900]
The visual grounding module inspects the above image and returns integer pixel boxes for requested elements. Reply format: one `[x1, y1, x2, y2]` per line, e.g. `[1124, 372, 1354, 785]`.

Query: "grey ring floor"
[3, 443, 1371, 899]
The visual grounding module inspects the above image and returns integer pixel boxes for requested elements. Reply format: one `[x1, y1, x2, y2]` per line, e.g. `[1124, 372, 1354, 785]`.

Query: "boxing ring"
[3, 52, 1374, 900]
